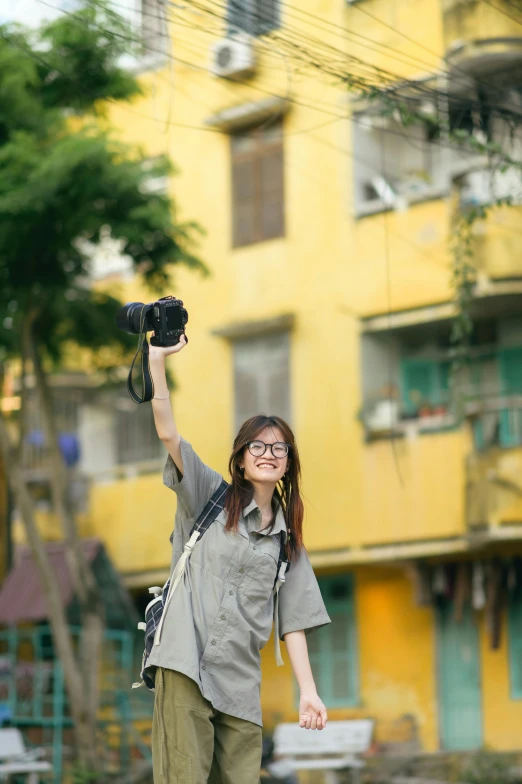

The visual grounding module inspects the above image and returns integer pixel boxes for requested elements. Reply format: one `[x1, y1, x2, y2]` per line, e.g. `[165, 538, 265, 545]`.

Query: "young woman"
[148, 334, 331, 784]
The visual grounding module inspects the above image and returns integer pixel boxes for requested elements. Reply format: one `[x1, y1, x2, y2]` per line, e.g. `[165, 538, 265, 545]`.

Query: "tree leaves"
[0, 2, 205, 370]
[37, 1, 142, 112]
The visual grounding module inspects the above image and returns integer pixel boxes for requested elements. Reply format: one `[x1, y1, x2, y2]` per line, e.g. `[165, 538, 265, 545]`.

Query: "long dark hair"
[224, 414, 304, 560]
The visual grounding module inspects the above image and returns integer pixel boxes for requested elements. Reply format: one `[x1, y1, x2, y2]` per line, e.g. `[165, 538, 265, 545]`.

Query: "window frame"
[140, 0, 169, 65]
[508, 587, 522, 700]
[297, 573, 359, 709]
[227, 0, 281, 37]
[352, 113, 450, 217]
[230, 122, 285, 248]
[232, 330, 291, 434]
[400, 358, 451, 416]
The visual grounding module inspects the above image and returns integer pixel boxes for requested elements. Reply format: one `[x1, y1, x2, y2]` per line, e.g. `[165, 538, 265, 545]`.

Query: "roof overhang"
[205, 96, 290, 132]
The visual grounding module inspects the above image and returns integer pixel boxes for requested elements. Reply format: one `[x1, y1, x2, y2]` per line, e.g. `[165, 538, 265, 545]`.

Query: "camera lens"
[115, 302, 146, 335]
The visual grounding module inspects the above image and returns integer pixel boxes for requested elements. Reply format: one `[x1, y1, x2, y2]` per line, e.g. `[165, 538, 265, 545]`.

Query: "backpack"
[133, 480, 289, 690]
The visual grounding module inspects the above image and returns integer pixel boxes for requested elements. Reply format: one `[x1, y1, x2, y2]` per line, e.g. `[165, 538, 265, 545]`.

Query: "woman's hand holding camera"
[149, 333, 188, 362]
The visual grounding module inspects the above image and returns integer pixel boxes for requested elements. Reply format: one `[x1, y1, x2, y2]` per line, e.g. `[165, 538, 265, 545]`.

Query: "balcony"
[361, 428, 469, 546]
[443, 31, 522, 284]
[359, 310, 522, 546]
[442, 1, 522, 57]
[452, 165, 522, 282]
[467, 410, 522, 530]
[360, 396, 522, 548]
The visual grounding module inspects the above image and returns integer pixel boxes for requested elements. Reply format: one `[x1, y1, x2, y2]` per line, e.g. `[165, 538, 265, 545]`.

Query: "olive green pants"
[152, 668, 262, 784]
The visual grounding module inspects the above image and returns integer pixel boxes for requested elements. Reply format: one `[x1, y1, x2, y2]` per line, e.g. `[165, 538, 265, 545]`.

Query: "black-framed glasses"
[247, 440, 290, 459]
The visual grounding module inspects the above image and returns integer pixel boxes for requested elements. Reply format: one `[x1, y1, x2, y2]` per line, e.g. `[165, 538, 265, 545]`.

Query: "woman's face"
[240, 426, 289, 486]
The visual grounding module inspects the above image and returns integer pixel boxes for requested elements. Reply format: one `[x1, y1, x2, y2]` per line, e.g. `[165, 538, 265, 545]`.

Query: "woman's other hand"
[298, 692, 328, 730]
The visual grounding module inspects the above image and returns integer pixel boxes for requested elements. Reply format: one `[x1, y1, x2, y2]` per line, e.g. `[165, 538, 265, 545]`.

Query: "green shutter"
[499, 347, 522, 394]
[499, 348, 522, 447]
[304, 574, 359, 708]
[401, 359, 449, 413]
[508, 588, 522, 699]
[436, 600, 483, 749]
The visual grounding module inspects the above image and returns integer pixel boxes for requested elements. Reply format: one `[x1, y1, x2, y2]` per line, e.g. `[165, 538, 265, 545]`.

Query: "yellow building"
[16, 0, 522, 758]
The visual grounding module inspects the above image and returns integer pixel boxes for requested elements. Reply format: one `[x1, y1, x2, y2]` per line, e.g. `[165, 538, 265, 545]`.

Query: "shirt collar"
[242, 498, 287, 538]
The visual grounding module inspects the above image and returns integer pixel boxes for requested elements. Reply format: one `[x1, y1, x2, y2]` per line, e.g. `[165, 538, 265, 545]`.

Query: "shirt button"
[253, 546, 257, 551]
[229, 589, 233, 595]
[220, 614, 226, 620]
[211, 639, 217, 645]
[202, 664, 206, 670]
[239, 567, 244, 573]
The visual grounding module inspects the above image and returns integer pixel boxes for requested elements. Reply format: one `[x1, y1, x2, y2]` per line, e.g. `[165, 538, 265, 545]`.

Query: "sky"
[1, 0, 137, 28]
[1, 0, 68, 26]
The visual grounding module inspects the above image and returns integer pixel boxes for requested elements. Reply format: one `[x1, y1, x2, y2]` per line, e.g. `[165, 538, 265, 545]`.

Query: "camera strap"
[127, 308, 154, 404]
[127, 338, 154, 404]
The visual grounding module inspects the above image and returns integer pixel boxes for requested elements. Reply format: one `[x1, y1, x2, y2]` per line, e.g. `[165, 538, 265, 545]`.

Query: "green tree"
[0, 2, 203, 773]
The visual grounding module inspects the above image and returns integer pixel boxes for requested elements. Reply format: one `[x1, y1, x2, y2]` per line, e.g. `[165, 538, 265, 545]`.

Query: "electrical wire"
[481, 0, 522, 27]
[0, 11, 458, 278]
[191, 0, 443, 76]
[380, 124, 405, 488]
[26, 0, 522, 236]
[67, 0, 522, 132]
[190, 0, 522, 116]
[32, 0, 522, 172]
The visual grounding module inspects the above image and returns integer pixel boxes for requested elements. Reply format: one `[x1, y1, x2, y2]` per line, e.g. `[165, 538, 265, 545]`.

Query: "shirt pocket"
[242, 541, 279, 615]
[191, 523, 242, 582]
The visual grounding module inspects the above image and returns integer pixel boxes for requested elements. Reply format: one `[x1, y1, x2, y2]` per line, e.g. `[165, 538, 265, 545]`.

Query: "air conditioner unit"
[210, 35, 255, 80]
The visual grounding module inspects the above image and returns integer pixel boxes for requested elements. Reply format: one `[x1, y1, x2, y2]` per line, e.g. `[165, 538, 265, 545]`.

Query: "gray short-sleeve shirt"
[147, 437, 331, 726]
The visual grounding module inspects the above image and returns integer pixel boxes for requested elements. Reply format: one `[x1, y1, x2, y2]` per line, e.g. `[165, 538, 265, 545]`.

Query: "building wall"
[11, 0, 520, 755]
[90, 0, 464, 570]
[263, 562, 522, 752]
[261, 567, 439, 750]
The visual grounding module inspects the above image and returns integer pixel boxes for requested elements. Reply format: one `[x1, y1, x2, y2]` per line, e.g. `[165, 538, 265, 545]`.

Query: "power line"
[196, 0, 443, 76]
[32, 0, 522, 170]
[189, 0, 522, 131]
[192, 0, 431, 89]
[0, 11, 457, 279]
[34, 0, 348, 119]
[79, 0, 522, 132]
[258, 0, 522, 112]
[481, 0, 522, 27]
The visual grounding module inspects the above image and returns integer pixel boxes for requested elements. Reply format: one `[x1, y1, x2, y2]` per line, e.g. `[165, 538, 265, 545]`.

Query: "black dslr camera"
[116, 296, 189, 403]
[116, 296, 188, 347]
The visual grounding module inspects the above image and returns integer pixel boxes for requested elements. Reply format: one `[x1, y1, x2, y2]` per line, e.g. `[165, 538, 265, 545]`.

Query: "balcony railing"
[466, 395, 522, 451]
[362, 390, 522, 448]
[442, 2, 521, 56]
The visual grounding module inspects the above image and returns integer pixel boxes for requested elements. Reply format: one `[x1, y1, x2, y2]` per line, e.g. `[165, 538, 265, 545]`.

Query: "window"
[400, 358, 450, 415]
[22, 387, 85, 474]
[115, 397, 164, 465]
[231, 122, 284, 247]
[508, 586, 522, 699]
[78, 392, 165, 477]
[228, 0, 280, 36]
[141, 0, 168, 57]
[233, 332, 290, 432]
[352, 112, 449, 215]
[305, 575, 359, 707]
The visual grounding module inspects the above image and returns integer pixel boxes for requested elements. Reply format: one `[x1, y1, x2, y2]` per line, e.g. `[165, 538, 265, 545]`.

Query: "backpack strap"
[169, 478, 229, 544]
[274, 530, 289, 590]
[273, 530, 290, 667]
[156, 479, 229, 646]
[191, 479, 229, 537]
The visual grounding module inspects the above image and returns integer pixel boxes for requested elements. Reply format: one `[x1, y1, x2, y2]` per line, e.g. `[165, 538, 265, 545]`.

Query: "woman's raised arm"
[149, 334, 187, 474]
